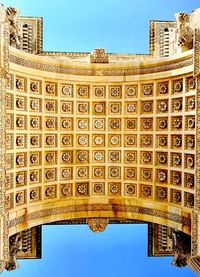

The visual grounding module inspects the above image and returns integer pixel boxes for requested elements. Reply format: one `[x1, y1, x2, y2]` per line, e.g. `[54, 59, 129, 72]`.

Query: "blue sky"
[2, 0, 199, 53]
[2, 225, 195, 277]
[1, 0, 199, 276]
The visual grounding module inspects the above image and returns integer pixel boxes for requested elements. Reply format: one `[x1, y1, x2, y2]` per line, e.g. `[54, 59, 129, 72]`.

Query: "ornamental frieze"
[8, 204, 191, 229]
[9, 54, 193, 77]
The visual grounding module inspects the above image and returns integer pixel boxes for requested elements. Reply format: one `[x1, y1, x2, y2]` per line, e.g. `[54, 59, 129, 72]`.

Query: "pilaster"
[190, 28, 200, 275]
[0, 5, 10, 268]
[194, 29, 200, 77]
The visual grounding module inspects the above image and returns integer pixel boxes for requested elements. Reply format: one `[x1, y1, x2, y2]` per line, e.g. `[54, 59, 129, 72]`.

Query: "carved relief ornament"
[176, 12, 193, 50]
[90, 48, 109, 63]
[87, 218, 109, 233]
[6, 7, 21, 47]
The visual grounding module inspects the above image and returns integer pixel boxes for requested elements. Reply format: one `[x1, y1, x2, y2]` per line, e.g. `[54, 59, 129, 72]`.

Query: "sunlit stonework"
[1, 3, 200, 275]
[90, 48, 109, 63]
[87, 218, 109, 233]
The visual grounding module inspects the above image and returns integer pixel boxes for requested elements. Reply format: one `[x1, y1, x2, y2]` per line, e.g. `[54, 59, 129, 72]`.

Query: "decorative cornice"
[9, 54, 95, 76]
[40, 51, 150, 58]
[102, 57, 193, 76]
[41, 51, 90, 57]
[9, 53, 193, 77]
[8, 204, 191, 229]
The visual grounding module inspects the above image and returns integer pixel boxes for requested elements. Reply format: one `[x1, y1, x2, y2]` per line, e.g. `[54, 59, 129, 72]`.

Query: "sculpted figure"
[5, 234, 21, 271]
[6, 7, 21, 47]
[176, 12, 193, 50]
[170, 229, 191, 268]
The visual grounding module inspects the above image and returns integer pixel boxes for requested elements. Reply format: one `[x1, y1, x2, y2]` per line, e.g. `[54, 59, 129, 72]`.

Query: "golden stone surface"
[1, 4, 200, 274]
[5, 46, 194, 237]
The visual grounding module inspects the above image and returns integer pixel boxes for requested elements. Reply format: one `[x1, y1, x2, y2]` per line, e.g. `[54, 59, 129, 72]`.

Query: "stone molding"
[8, 204, 191, 230]
[192, 74, 200, 262]
[194, 29, 200, 77]
[9, 53, 193, 77]
[195, 76, 200, 211]
[0, 11, 10, 266]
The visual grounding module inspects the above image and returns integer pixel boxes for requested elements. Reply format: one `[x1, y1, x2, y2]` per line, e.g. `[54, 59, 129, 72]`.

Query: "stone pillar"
[0, 4, 10, 270]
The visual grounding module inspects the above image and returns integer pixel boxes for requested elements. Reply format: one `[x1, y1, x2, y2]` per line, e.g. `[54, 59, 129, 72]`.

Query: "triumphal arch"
[1, 4, 200, 274]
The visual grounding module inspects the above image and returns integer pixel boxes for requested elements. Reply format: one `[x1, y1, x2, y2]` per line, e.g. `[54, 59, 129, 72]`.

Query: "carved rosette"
[87, 218, 109, 233]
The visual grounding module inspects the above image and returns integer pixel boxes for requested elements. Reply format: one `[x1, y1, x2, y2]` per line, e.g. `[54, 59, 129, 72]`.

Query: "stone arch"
[8, 199, 191, 236]
[0, 15, 197, 274]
